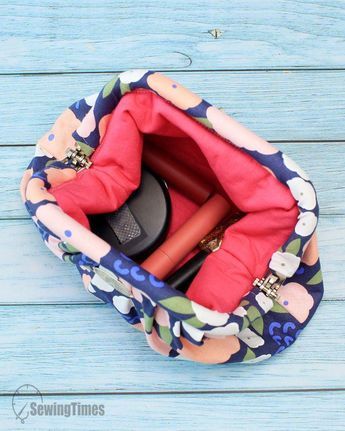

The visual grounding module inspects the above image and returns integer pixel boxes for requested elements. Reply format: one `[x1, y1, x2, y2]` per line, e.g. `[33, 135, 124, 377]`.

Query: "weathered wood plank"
[3, 144, 345, 219]
[0, 219, 95, 304]
[3, 71, 345, 145]
[1, 1, 345, 72]
[0, 216, 339, 304]
[0, 301, 342, 393]
[1, 391, 344, 431]
[1, 0, 342, 426]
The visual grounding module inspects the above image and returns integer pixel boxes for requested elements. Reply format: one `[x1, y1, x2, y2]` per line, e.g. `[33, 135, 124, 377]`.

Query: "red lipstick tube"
[141, 193, 230, 279]
[143, 144, 213, 205]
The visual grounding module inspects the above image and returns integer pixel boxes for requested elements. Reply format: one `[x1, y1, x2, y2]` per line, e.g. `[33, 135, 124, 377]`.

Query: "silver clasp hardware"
[253, 273, 284, 300]
[64, 144, 92, 171]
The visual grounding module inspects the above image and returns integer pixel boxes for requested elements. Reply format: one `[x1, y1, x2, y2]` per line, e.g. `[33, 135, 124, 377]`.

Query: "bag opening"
[48, 89, 299, 313]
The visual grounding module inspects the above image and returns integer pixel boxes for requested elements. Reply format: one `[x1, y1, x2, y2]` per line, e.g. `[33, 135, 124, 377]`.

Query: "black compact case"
[89, 168, 171, 262]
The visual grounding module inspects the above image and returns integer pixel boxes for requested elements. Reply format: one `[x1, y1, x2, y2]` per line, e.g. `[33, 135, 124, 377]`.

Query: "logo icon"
[12, 384, 43, 424]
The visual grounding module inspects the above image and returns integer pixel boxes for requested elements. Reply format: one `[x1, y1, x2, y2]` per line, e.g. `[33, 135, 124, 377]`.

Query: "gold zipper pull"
[253, 273, 284, 300]
[64, 143, 92, 171]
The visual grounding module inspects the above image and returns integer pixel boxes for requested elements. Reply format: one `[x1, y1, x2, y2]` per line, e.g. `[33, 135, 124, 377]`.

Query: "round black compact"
[89, 168, 171, 261]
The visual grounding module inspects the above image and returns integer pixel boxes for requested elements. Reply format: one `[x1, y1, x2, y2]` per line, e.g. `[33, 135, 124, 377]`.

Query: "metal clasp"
[64, 144, 92, 171]
[253, 273, 285, 300]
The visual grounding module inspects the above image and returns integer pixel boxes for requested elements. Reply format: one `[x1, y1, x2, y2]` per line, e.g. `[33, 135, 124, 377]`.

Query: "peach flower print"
[277, 282, 314, 323]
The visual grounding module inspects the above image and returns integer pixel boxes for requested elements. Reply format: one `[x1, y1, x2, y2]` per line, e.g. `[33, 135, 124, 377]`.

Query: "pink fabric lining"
[50, 89, 298, 312]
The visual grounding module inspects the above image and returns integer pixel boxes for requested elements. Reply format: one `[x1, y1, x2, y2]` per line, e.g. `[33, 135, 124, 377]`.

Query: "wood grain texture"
[1, 1, 343, 427]
[3, 143, 344, 219]
[0, 219, 94, 304]
[1, 392, 344, 431]
[0, 301, 342, 394]
[1, 1, 345, 72]
[0, 215, 339, 303]
[2, 71, 345, 145]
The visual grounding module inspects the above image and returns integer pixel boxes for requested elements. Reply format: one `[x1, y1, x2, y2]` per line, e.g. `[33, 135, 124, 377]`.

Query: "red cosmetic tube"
[141, 194, 230, 279]
[143, 144, 213, 205]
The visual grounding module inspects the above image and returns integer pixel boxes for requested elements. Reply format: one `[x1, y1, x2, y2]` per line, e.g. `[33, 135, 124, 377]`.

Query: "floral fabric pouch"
[21, 70, 323, 364]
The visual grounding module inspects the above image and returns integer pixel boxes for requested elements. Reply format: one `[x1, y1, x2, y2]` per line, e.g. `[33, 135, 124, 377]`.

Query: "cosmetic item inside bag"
[48, 89, 299, 313]
[89, 167, 171, 261]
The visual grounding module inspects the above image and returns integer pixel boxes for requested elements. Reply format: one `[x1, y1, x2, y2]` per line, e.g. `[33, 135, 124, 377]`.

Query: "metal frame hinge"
[253, 273, 285, 300]
[64, 144, 92, 171]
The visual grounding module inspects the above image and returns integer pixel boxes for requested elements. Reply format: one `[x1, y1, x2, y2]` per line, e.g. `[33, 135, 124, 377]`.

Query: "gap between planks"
[0, 387, 344, 397]
[4, 67, 345, 77]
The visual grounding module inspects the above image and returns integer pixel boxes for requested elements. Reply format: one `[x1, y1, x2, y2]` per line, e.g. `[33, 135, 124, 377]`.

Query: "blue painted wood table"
[0, 1, 344, 429]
